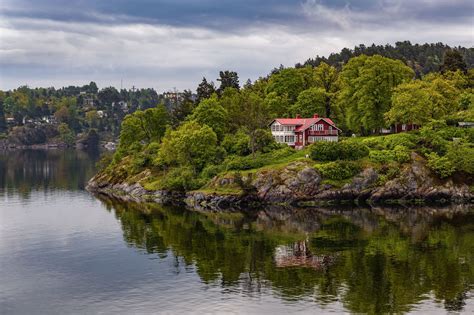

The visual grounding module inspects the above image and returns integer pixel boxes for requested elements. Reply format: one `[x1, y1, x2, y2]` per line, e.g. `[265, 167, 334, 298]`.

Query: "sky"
[0, 0, 473, 92]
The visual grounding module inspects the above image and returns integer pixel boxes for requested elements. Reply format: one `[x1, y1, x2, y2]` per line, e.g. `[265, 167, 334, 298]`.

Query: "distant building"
[457, 121, 474, 128]
[83, 95, 96, 108]
[96, 110, 105, 118]
[380, 123, 420, 134]
[269, 114, 340, 149]
[112, 101, 128, 112]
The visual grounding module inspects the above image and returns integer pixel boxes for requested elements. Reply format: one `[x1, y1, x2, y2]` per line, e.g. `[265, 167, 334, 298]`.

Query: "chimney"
[296, 114, 301, 119]
[313, 113, 319, 118]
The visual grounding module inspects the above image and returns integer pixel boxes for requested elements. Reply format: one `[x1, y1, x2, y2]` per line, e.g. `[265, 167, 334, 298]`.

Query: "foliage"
[266, 67, 314, 103]
[0, 93, 6, 134]
[157, 121, 219, 172]
[290, 87, 327, 117]
[223, 147, 296, 171]
[337, 55, 414, 134]
[300, 41, 473, 76]
[196, 77, 216, 103]
[315, 161, 361, 180]
[313, 62, 339, 117]
[118, 104, 169, 150]
[189, 95, 228, 140]
[441, 49, 467, 73]
[310, 141, 369, 162]
[362, 133, 417, 150]
[426, 152, 456, 178]
[217, 71, 240, 94]
[160, 166, 206, 191]
[369, 145, 410, 164]
[264, 92, 290, 118]
[445, 142, 474, 175]
[57, 123, 75, 145]
[222, 129, 251, 156]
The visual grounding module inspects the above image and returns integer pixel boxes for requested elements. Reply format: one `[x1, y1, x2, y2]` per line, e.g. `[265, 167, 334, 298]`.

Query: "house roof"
[272, 117, 340, 131]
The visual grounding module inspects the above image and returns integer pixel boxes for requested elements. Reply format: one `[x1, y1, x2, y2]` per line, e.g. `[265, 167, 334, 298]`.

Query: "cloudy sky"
[0, 0, 472, 92]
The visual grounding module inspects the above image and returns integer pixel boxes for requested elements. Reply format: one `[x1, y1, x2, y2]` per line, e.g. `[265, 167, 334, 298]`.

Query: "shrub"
[426, 152, 456, 178]
[222, 130, 250, 156]
[315, 161, 361, 180]
[223, 147, 295, 171]
[362, 137, 385, 150]
[369, 145, 410, 164]
[446, 142, 474, 175]
[310, 141, 369, 161]
[200, 164, 225, 179]
[392, 145, 411, 163]
[161, 167, 206, 191]
[362, 133, 416, 150]
[369, 150, 394, 164]
[383, 133, 417, 149]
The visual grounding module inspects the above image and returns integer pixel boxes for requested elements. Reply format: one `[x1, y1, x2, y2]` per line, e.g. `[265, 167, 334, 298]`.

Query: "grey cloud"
[0, 0, 472, 91]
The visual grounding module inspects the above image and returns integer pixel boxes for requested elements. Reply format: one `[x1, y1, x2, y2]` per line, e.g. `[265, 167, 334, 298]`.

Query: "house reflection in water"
[274, 240, 336, 270]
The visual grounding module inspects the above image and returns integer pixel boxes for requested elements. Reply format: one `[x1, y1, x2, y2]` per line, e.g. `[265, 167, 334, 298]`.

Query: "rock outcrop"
[87, 154, 473, 210]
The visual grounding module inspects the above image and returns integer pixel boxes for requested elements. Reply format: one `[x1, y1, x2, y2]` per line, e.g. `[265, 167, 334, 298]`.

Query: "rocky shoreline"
[87, 153, 473, 211]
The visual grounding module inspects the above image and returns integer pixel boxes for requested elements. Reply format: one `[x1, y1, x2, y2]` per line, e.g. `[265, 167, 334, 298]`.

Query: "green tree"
[386, 80, 432, 125]
[0, 92, 7, 134]
[290, 87, 327, 117]
[266, 67, 313, 103]
[57, 123, 75, 145]
[338, 55, 414, 134]
[158, 121, 219, 172]
[170, 90, 195, 127]
[441, 50, 467, 74]
[313, 62, 339, 117]
[264, 92, 290, 118]
[196, 77, 215, 103]
[85, 110, 100, 129]
[189, 95, 228, 140]
[119, 104, 169, 149]
[217, 70, 240, 94]
[239, 91, 270, 156]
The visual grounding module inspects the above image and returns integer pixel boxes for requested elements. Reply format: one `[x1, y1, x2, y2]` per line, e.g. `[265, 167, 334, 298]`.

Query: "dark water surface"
[0, 149, 473, 314]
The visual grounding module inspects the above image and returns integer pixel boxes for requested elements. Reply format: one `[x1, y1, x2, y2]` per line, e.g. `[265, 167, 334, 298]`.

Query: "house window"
[316, 124, 324, 131]
[402, 124, 407, 131]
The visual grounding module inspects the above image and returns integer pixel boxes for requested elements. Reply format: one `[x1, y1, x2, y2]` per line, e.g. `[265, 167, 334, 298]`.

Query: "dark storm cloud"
[0, 0, 472, 90]
[3, 0, 472, 28]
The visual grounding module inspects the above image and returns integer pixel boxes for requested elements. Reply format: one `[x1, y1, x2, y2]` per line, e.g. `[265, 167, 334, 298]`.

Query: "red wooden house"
[270, 114, 340, 149]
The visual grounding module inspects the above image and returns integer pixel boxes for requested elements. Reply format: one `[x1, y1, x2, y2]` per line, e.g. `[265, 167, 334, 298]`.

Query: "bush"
[370, 145, 411, 164]
[161, 167, 206, 191]
[383, 133, 417, 149]
[223, 147, 295, 171]
[200, 164, 225, 179]
[426, 152, 456, 178]
[369, 150, 394, 163]
[222, 130, 250, 156]
[362, 133, 417, 150]
[314, 161, 362, 180]
[310, 141, 369, 161]
[446, 142, 474, 175]
[392, 145, 411, 163]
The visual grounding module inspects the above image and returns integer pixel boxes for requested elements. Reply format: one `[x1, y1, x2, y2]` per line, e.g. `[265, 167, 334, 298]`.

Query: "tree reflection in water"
[97, 196, 474, 314]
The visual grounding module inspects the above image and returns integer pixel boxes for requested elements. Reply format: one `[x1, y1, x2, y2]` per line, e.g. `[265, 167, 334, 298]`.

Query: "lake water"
[0, 149, 473, 314]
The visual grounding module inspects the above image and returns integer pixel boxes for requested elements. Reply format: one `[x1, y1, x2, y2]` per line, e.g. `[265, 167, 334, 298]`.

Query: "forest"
[93, 45, 473, 193]
[1, 42, 473, 191]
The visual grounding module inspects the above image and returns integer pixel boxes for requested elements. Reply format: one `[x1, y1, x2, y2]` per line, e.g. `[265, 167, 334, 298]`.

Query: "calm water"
[0, 150, 473, 314]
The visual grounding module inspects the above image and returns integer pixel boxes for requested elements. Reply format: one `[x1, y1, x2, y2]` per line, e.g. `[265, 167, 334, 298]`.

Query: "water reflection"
[0, 149, 100, 199]
[97, 196, 474, 314]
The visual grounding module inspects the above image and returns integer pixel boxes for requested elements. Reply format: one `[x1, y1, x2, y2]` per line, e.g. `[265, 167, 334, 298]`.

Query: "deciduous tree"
[337, 55, 414, 134]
